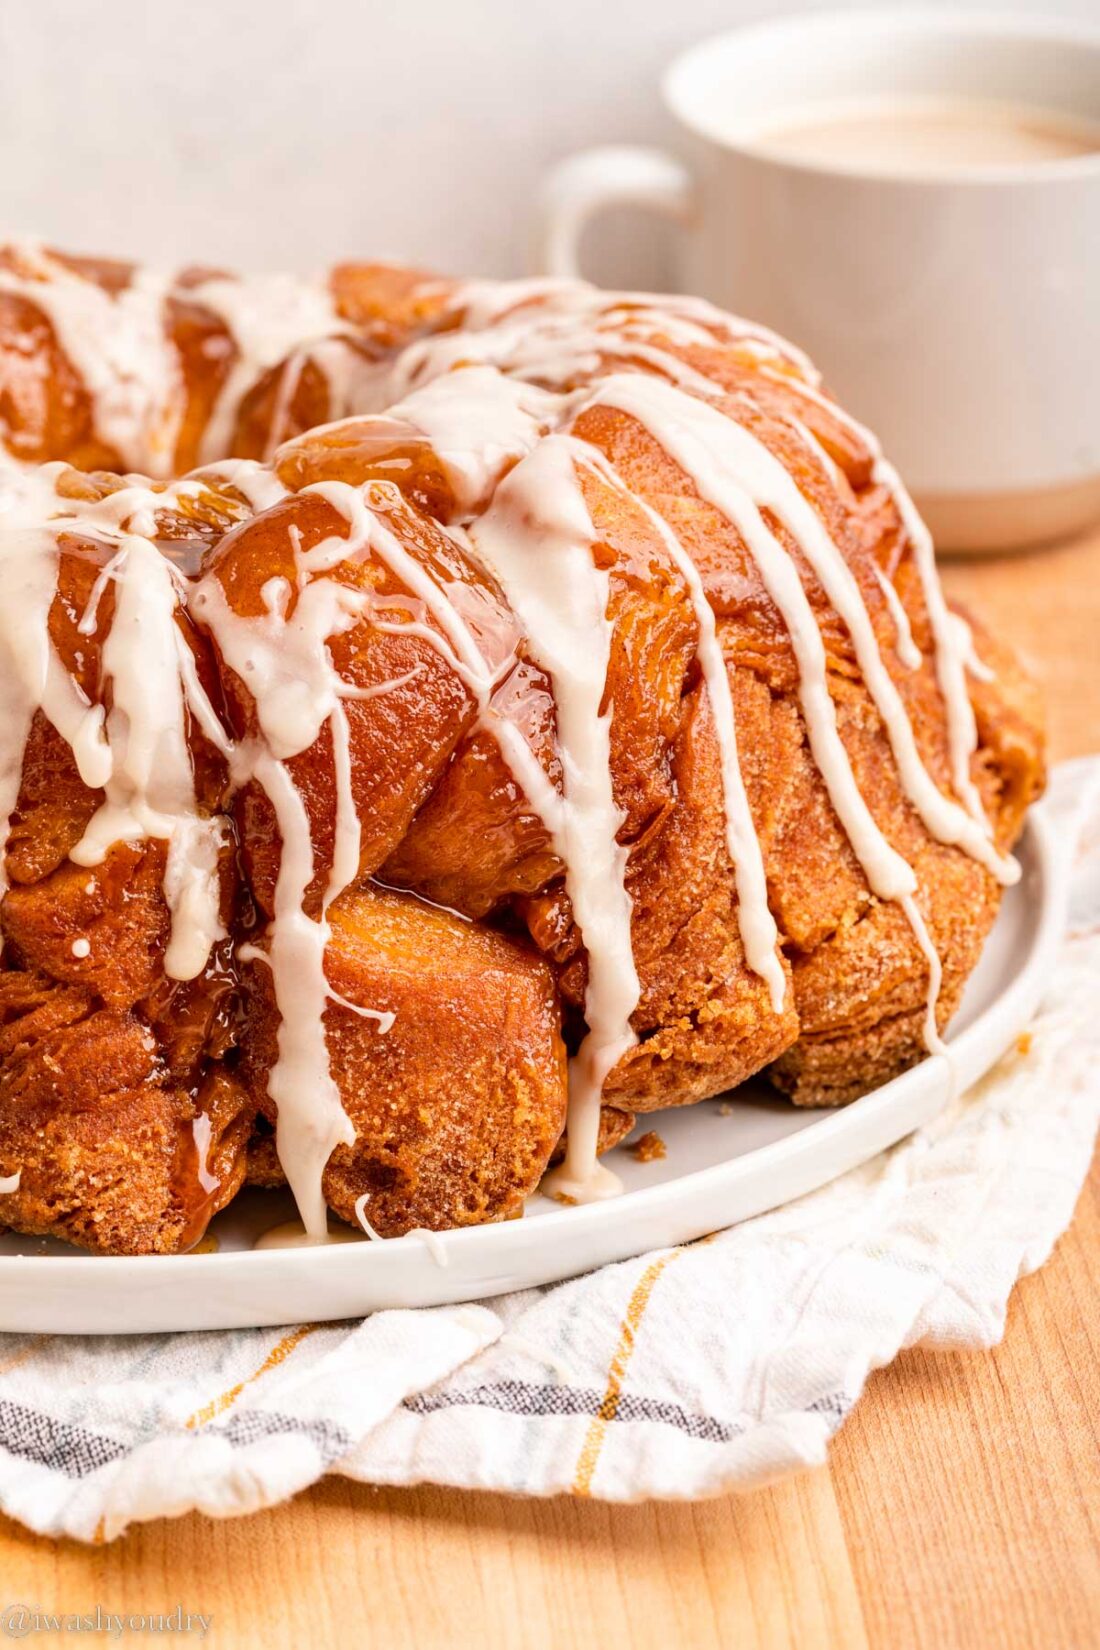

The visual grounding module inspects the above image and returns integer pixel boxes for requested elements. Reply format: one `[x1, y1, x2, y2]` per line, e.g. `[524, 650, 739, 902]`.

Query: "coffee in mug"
[538, 13, 1100, 552]
[750, 96, 1100, 173]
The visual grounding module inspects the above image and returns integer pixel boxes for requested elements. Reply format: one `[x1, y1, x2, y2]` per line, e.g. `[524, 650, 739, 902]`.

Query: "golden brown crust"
[0, 249, 124, 471]
[562, 398, 1044, 1108]
[0, 251, 435, 474]
[0, 970, 251, 1254]
[203, 488, 519, 915]
[0, 253, 1047, 1254]
[0, 518, 254, 1254]
[242, 885, 567, 1234]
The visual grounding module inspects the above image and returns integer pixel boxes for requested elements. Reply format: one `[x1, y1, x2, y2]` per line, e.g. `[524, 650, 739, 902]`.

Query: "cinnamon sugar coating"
[0, 252, 1044, 1253]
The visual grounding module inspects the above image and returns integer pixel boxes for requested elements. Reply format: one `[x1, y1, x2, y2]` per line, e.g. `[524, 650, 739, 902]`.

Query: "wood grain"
[833, 1151, 1100, 1650]
[1, 526, 1098, 1650]
[941, 530, 1100, 762]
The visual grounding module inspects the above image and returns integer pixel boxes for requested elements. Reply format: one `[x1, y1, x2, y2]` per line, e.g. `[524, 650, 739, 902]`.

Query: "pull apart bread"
[0, 243, 1044, 1253]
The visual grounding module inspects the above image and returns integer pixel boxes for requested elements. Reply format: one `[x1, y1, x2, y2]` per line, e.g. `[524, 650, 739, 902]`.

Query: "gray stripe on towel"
[0, 1401, 353, 1480]
[218, 1410, 352, 1457]
[0, 1398, 128, 1478]
[405, 1378, 743, 1444]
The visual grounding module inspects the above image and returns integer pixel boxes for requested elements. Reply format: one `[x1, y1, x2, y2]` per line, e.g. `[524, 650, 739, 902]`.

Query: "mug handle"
[536, 146, 694, 279]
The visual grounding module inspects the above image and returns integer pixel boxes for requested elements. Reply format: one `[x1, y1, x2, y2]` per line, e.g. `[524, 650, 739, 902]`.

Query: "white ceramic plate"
[0, 805, 1065, 1334]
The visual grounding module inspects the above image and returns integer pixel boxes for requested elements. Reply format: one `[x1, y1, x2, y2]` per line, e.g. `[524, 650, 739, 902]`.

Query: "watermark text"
[1, 1605, 212, 1640]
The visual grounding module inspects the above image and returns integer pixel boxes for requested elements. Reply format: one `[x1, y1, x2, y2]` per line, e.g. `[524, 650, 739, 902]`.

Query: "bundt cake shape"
[0, 246, 1044, 1253]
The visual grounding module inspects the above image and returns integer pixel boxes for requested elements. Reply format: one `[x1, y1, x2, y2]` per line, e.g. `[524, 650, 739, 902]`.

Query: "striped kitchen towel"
[0, 757, 1096, 1543]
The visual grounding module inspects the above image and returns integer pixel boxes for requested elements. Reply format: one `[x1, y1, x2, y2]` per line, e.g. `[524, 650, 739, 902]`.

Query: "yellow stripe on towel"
[185, 1323, 321, 1429]
[0, 1334, 53, 1378]
[571, 1250, 682, 1498]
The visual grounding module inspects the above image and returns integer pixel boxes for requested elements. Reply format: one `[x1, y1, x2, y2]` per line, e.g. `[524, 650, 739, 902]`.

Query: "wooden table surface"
[2, 528, 1098, 1650]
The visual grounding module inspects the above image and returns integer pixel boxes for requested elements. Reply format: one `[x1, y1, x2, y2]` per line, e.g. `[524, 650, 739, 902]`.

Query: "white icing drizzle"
[388, 309, 721, 406]
[403, 1226, 449, 1266]
[353, 1192, 384, 1242]
[0, 530, 73, 931]
[198, 470, 627, 1219]
[578, 372, 990, 1055]
[463, 308, 992, 865]
[306, 498, 508, 731]
[191, 565, 369, 759]
[258, 337, 390, 462]
[0, 1170, 21, 1194]
[385, 366, 557, 512]
[586, 376, 915, 901]
[189, 545, 384, 1237]
[354, 1190, 464, 1257]
[873, 562, 923, 671]
[759, 367, 996, 831]
[952, 611, 996, 683]
[402, 298, 1005, 901]
[307, 308, 1000, 1078]
[0, 482, 110, 764]
[303, 479, 607, 921]
[327, 698, 362, 904]
[471, 437, 640, 1203]
[187, 274, 356, 466]
[277, 345, 998, 1175]
[323, 983, 395, 1031]
[899, 893, 947, 1057]
[873, 452, 992, 829]
[281, 417, 647, 1205]
[190, 476, 532, 1232]
[0, 251, 353, 491]
[70, 534, 228, 981]
[197, 457, 290, 516]
[0, 464, 256, 978]
[248, 749, 357, 1237]
[446, 277, 813, 374]
[0, 242, 183, 475]
[605, 290, 816, 373]
[589, 376, 1016, 870]
[423, 297, 994, 905]
[337, 662, 426, 702]
[282, 336, 394, 445]
[445, 276, 585, 328]
[584, 450, 787, 1013]
[77, 547, 129, 637]
[265, 347, 308, 460]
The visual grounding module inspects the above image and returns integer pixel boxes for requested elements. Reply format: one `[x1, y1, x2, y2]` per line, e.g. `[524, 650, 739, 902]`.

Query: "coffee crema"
[750, 95, 1100, 174]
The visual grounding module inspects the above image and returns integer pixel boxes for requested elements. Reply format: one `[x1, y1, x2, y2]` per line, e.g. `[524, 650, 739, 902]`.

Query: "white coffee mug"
[537, 10, 1100, 552]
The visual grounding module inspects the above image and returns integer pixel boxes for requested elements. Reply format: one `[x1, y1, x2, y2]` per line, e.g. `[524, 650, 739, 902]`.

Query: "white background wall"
[1, 0, 1096, 284]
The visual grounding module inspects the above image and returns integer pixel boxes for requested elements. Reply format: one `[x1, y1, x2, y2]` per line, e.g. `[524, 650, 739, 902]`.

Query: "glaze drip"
[472, 437, 642, 1201]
